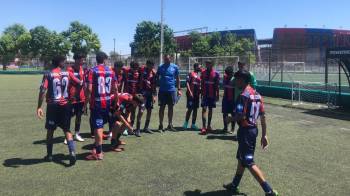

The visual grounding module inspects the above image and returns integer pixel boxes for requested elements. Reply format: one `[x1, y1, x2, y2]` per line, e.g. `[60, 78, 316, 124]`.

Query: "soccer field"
[0, 75, 349, 196]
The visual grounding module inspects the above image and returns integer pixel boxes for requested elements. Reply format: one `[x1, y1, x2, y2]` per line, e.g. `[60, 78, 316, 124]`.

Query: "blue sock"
[46, 143, 53, 156]
[96, 144, 102, 154]
[261, 181, 273, 193]
[232, 174, 243, 188]
[67, 140, 75, 154]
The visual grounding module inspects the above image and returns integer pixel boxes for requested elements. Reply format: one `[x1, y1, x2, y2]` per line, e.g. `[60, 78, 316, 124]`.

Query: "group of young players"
[36, 52, 278, 195]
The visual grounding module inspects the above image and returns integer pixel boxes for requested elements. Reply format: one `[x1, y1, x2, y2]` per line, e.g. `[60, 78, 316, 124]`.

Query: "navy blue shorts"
[45, 104, 71, 131]
[158, 91, 177, 106]
[222, 99, 235, 114]
[236, 127, 258, 168]
[187, 96, 200, 109]
[144, 92, 154, 109]
[71, 102, 84, 117]
[201, 97, 216, 108]
[90, 108, 110, 129]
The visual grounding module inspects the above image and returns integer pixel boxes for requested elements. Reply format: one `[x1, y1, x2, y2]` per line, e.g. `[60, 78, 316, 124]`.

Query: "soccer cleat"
[223, 183, 240, 194]
[44, 155, 53, 162]
[69, 152, 77, 166]
[182, 121, 188, 129]
[103, 132, 112, 140]
[64, 139, 67, 145]
[191, 124, 199, 131]
[143, 128, 153, 134]
[122, 130, 128, 136]
[111, 146, 124, 152]
[206, 126, 213, 133]
[265, 190, 279, 196]
[135, 129, 141, 137]
[74, 134, 85, 142]
[167, 124, 177, 132]
[158, 125, 164, 133]
[85, 149, 103, 160]
[200, 128, 207, 135]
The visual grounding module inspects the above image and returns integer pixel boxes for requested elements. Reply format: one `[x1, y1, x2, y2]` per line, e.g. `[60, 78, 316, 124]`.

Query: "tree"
[29, 26, 71, 65]
[62, 21, 100, 56]
[0, 24, 31, 70]
[130, 21, 176, 57]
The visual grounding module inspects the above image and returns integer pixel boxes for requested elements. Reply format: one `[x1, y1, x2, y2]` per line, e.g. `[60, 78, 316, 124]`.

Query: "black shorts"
[236, 127, 258, 168]
[186, 96, 200, 109]
[158, 91, 177, 106]
[45, 104, 72, 131]
[222, 98, 235, 114]
[71, 102, 84, 116]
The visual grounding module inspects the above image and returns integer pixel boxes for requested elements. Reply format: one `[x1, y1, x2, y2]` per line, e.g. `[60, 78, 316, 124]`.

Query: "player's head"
[238, 61, 246, 71]
[52, 55, 66, 68]
[163, 54, 172, 64]
[131, 94, 145, 107]
[146, 60, 154, 69]
[225, 66, 234, 76]
[73, 53, 86, 66]
[96, 51, 108, 64]
[193, 63, 200, 72]
[130, 61, 139, 70]
[234, 70, 251, 89]
[205, 60, 213, 69]
[114, 61, 123, 71]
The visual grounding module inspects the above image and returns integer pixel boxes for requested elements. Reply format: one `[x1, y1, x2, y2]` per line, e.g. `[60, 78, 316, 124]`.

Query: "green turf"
[0, 75, 349, 196]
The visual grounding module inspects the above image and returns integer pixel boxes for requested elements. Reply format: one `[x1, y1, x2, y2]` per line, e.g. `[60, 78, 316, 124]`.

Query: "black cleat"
[135, 129, 141, 137]
[265, 190, 279, 196]
[167, 124, 177, 132]
[143, 128, 153, 134]
[69, 152, 76, 166]
[223, 183, 240, 194]
[158, 125, 164, 133]
[44, 155, 53, 162]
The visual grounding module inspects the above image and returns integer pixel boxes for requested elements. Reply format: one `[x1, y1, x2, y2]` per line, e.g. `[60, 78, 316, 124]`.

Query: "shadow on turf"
[184, 189, 247, 196]
[33, 136, 65, 145]
[3, 152, 90, 168]
[302, 108, 350, 121]
[206, 135, 238, 141]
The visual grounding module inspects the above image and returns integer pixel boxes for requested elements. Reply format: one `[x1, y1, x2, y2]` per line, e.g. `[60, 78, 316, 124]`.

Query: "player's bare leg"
[201, 107, 207, 134]
[191, 108, 198, 130]
[129, 107, 136, 134]
[223, 160, 245, 193]
[223, 113, 228, 131]
[207, 108, 213, 132]
[74, 113, 84, 141]
[111, 122, 125, 152]
[249, 165, 277, 195]
[143, 108, 153, 133]
[158, 105, 165, 132]
[135, 107, 143, 137]
[166, 105, 175, 131]
[45, 129, 54, 161]
[183, 108, 192, 129]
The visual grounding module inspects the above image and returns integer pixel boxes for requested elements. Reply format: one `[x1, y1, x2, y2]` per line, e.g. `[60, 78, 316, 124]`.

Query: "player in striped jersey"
[222, 66, 236, 134]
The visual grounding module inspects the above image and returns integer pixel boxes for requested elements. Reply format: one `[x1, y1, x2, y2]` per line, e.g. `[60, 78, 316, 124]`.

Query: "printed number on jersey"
[98, 76, 112, 94]
[53, 77, 68, 99]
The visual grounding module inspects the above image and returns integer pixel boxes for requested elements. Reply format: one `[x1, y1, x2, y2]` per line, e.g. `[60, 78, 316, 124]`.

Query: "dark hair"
[193, 63, 199, 68]
[130, 61, 139, 68]
[73, 53, 86, 60]
[114, 61, 124, 68]
[234, 70, 251, 84]
[52, 55, 66, 67]
[205, 60, 213, 65]
[146, 60, 154, 66]
[225, 66, 234, 75]
[96, 51, 108, 64]
[133, 94, 145, 104]
[238, 61, 246, 66]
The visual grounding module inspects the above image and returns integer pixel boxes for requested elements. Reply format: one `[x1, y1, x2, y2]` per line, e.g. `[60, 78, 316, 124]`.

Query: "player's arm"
[260, 114, 269, 149]
[152, 72, 157, 102]
[186, 74, 193, 98]
[37, 90, 46, 119]
[84, 71, 93, 113]
[175, 67, 182, 95]
[215, 73, 220, 101]
[115, 111, 133, 132]
[68, 69, 83, 86]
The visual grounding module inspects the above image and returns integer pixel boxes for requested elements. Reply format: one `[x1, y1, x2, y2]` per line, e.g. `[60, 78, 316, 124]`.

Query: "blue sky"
[0, 0, 349, 54]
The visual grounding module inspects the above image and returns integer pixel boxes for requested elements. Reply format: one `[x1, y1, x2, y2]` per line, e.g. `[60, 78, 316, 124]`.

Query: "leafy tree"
[62, 21, 100, 56]
[0, 24, 31, 70]
[130, 21, 176, 57]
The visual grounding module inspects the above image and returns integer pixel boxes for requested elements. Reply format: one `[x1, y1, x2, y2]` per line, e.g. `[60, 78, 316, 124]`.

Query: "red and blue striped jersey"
[40, 67, 79, 105]
[115, 93, 133, 115]
[88, 64, 116, 110]
[140, 66, 157, 95]
[201, 69, 220, 99]
[67, 65, 85, 103]
[186, 71, 201, 97]
[123, 67, 141, 95]
[223, 73, 235, 101]
[235, 85, 265, 128]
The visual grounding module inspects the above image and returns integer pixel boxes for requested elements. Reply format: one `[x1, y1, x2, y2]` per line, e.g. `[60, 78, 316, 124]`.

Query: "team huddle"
[36, 52, 278, 196]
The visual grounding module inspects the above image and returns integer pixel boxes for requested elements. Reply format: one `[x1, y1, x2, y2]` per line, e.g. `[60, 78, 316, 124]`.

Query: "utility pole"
[113, 38, 116, 54]
[160, 0, 164, 65]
